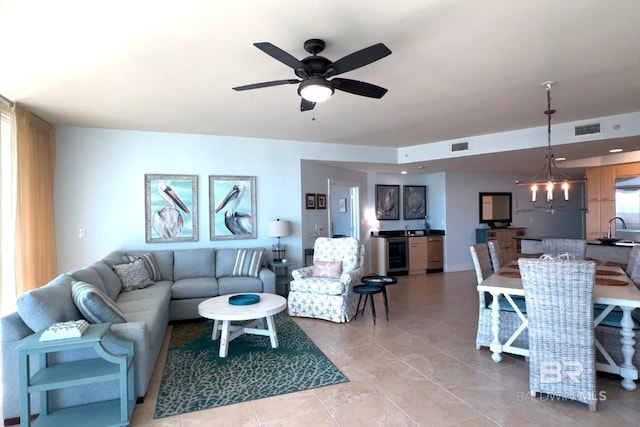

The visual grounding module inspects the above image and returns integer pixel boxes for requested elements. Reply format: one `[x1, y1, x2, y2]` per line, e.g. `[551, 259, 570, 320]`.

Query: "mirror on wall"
[479, 192, 512, 227]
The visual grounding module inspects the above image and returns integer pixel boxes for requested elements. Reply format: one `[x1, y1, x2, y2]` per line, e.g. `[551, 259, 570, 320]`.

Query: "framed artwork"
[305, 193, 316, 209]
[145, 174, 198, 243]
[316, 193, 327, 209]
[209, 175, 257, 240]
[339, 198, 347, 213]
[404, 185, 427, 220]
[376, 184, 400, 220]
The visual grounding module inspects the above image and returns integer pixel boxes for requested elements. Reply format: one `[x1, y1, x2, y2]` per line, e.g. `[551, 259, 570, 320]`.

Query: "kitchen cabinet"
[408, 237, 428, 274]
[427, 236, 444, 270]
[586, 166, 616, 240]
[476, 228, 526, 265]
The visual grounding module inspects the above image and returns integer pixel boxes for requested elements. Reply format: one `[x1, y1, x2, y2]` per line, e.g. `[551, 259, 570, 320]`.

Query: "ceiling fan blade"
[300, 98, 316, 112]
[326, 43, 392, 77]
[332, 78, 388, 99]
[253, 42, 306, 71]
[233, 79, 299, 91]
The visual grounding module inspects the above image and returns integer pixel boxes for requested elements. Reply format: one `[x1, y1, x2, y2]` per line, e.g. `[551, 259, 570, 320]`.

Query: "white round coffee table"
[198, 293, 287, 357]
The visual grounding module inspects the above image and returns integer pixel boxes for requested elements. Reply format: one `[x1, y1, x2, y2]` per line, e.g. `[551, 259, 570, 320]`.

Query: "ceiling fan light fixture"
[298, 77, 334, 103]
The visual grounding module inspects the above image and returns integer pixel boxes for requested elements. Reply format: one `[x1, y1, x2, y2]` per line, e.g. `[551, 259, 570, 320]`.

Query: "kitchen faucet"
[607, 216, 627, 239]
[405, 225, 409, 236]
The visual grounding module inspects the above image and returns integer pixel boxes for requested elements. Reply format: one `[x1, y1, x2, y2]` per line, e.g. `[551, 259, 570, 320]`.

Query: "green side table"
[17, 323, 135, 427]
[268, 261, 294, 296]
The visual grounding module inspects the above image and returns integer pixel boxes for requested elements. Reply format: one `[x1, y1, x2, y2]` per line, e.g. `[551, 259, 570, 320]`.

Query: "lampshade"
[267, 219, 291, 238]
[298, 77, 334, 103]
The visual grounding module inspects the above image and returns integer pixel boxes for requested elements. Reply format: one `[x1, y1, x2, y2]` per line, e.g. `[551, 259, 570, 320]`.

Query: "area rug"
[154, 312, 348, 418]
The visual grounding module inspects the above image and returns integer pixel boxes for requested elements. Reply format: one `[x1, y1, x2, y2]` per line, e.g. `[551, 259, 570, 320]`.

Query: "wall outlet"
[78, 228, 86, 238]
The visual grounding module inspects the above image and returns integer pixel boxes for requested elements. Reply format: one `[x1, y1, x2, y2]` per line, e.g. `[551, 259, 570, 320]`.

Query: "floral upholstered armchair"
[288, 237, 363, 323]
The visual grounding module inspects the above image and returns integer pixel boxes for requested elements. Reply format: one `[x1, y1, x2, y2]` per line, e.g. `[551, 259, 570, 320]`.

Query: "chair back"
[541, 238, 587, 260]
[313, 237, 360, 272]
[470, 243, 493, 285]
[518, 258, 597, 410]
[487, 240, 501, 271]
[626, 245, 640, 277]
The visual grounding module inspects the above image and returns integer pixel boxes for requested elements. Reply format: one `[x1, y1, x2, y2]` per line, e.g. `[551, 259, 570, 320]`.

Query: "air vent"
[574, 122, 601, 136]
[451, 142, 469, 152]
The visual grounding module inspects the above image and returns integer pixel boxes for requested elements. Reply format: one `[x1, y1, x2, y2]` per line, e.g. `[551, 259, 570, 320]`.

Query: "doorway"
[328, 180, 360, 240]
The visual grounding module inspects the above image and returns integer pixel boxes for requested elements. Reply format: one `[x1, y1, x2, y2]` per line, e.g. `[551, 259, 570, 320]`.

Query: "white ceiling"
[2, 0, 640, 175]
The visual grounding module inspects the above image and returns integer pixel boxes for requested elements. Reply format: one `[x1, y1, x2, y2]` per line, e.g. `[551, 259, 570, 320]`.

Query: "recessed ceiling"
[2, 0, 640, 175]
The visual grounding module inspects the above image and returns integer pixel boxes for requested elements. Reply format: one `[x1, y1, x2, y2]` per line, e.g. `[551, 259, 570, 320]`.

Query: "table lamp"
[267, 218, 291, 262]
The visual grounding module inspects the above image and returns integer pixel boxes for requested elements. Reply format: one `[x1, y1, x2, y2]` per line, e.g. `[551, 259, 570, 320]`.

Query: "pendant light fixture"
[515, 81, 587, 213]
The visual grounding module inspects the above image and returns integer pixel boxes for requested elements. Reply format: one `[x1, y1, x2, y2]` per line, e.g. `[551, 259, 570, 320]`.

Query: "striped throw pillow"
[125, 252, 162, 281]
[71, 281, 127, 324]
[231, 249, 264, 278]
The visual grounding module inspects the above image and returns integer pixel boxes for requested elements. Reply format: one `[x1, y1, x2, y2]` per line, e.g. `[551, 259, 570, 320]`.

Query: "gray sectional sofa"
[1, 247, 275, 423]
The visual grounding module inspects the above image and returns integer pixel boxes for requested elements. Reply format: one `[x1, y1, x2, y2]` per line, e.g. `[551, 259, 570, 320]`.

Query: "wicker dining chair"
[518, 258, 598, 411]
[541, 238, 587, 260]
[487, 240, 502, 271]
[625, 245, 640, 278]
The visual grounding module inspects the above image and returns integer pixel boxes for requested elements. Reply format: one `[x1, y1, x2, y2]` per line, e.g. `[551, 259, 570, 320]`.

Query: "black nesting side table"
[353, 275, 397, 324]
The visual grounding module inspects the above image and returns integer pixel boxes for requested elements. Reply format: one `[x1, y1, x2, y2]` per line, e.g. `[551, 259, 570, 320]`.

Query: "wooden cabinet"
[476, 228, 526, 265]
[586, 166, 616, 240]
[427, 236, 444, 270]
[408, 237, 428, 274]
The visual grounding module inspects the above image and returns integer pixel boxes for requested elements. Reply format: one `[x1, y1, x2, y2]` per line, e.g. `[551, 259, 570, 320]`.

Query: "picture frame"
[403, 185, 427, 220]
[305, 193, 316, 209]
[316, 193, 327, 209]
[376, 184, 400, 220]
[339, 198, 347, 213]
[209, 175, 257, 240]
[145, 174, 198, 243]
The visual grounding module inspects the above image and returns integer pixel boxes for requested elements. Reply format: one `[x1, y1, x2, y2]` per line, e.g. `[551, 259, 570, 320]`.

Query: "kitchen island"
[519, 236, 637, 265]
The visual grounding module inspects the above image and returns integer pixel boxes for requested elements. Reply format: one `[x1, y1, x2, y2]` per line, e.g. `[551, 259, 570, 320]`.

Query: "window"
[0, 101, 16, 314]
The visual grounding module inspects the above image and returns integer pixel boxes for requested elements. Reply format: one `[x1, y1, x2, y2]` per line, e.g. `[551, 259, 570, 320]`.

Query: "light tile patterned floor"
[7, 270, 640, 426]
[129, 270, 640, 426]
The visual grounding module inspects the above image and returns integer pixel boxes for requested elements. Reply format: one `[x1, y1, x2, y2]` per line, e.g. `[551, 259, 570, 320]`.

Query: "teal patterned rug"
[154, 312, 348, 418]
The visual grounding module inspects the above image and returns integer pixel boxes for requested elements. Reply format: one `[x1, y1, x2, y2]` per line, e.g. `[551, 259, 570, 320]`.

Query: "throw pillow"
[71, 281, 127, 324]
[112, 259, 155, 292]
[231, 249, 264, 278]
[125, 252, 162, 281]
[312, 261, 343, 278]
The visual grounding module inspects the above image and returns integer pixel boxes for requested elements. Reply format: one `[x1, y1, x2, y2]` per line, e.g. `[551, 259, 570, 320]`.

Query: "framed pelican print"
[145, 174, 198, 243]
[209, 175, 257, 240]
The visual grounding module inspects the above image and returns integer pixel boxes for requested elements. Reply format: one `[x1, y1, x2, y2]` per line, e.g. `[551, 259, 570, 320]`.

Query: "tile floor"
[7, 271, 640, 426]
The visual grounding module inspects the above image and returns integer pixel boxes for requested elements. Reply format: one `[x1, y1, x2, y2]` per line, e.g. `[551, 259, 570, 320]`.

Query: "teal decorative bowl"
[228, 294, 260, 305]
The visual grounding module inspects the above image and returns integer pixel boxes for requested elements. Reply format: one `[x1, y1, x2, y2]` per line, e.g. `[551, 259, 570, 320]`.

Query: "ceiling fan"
[232, 38, 392, 111]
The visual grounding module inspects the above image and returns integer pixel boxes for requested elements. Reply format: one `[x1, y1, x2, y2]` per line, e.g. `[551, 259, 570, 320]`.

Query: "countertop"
[374, 229, 445, 237]
[519, 236, 639, 247]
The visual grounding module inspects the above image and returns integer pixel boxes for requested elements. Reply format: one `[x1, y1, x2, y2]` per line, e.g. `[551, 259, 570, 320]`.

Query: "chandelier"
[515, 81, 587, 213]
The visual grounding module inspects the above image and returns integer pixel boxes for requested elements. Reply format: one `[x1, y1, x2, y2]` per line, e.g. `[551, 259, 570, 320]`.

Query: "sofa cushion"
[16, 274, 82, 332]
[171, 278, 219, 299]
[89, 261, 123, 301]
[125, 252, 162, 281]
[216, 249, 238, 277]
[218, 276, 264, 295]
[173, 248, 216, 280]
[72, 281, 127, 324]
[69, 265, 108, 295]
[232, 249, 265, 278]
[312, 261, 343, 278]
[112, 259, 155, 292]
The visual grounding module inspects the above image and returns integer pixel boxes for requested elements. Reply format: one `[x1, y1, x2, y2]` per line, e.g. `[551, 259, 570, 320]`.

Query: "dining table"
[478, 260, 640, 391]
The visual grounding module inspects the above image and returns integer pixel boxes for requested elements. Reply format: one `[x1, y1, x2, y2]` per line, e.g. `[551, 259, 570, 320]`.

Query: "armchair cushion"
[312, 261, 343, 278]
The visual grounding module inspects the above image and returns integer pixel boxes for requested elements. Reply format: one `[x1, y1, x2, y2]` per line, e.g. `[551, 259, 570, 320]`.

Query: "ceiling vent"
[451, 142, 469, 152]
[574, 122, 601, 136]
